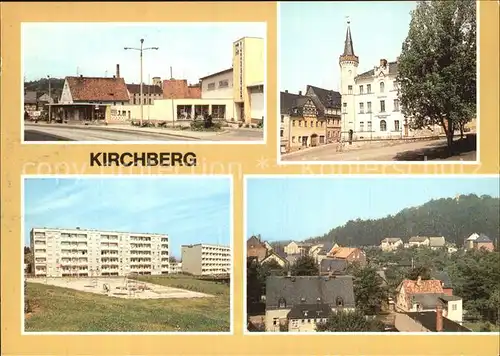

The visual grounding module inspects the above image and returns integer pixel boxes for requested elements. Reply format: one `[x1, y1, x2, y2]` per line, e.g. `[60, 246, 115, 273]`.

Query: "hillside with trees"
[24, 77, 65, 100]
[306, 194, 499, 247]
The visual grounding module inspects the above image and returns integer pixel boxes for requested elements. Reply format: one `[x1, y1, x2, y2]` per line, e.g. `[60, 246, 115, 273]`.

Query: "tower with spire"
[339, 17, 359, 139]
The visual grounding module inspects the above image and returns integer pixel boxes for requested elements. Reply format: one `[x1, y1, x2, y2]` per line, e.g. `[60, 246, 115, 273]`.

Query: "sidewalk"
[25, 122, 229, 140]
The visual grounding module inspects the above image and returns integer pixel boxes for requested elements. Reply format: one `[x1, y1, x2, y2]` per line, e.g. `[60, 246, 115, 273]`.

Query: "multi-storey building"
[30, 227, 169, 277]
[181, 243, 231, 276]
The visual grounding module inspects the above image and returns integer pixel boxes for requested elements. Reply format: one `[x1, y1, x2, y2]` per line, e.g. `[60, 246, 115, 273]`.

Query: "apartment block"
[181, 244, 231, 276]
[30, 227, 169, 277]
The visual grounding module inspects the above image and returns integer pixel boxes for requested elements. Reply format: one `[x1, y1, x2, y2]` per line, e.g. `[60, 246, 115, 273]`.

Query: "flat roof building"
[30, 227, 169, 277]
[181, 243, 231, 276]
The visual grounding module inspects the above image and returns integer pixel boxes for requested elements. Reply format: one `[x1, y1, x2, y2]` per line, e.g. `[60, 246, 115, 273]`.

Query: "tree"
[397, 0, 476, 151]
[352, 266, 388, 315]
[169, 256, 177, 263]
[290, 255, 318, 276]
[406, 265, 432, 280]
[316, 310, 385, 332]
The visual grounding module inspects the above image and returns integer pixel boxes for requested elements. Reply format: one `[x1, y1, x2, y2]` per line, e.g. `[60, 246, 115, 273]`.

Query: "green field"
[24, 275, 230, 332]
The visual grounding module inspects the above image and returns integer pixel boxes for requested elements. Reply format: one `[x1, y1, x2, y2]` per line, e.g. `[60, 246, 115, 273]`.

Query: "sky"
[246, 176, 500, 242]
[24, 177, 231, 258]
[22, 22, 266, 83]
[279, 1, 417, 93]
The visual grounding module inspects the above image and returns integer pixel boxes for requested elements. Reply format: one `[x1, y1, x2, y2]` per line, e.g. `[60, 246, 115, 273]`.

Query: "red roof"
[66, 76, 130, 102]
[162, 79, 201, 99]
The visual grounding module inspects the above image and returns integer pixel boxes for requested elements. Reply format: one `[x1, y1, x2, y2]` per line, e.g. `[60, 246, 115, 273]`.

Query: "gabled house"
[247, 235, 269, 262]
[261, 251, 288, 268]
[284, 241, 312, 256]
[472, 234, 495, 252]
[319, 258, 348, 276]
[315, 242, 340, 264]
[408, 236, 430, 248]
[380, 237, 404, 252]
[429, 236, 446, 250]
[265, 275, 355, 332]
[304, 85, 342, 143]
[327, 247, 366, 266]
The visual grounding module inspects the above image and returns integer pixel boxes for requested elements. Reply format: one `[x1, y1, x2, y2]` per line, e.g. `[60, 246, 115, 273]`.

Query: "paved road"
[24, 125, 263, 142]
[282, 137, 476, 162]
[24, 125, 197, 141]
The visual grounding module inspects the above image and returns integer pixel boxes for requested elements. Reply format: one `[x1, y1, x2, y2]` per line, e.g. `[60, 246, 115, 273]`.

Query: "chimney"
[299, 90, 302, 96]
[116, 64, 120, 78]
[436, 304, 443, 332]
[80, 75, 83, 78]
[285, 90, 288, 93]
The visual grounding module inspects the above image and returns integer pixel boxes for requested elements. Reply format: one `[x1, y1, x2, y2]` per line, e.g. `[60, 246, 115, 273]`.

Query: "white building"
[339, 21, 440, 141]
[380, 238, 404, 252]
[169, 261, 182, 274]
[30, 227, 169, 277]
[181, 243, 231, 276]
[200, 68, 234, 100]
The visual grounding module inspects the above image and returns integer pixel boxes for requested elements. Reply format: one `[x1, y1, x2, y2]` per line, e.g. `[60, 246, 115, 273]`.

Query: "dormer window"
[317, 297, 321, 303]
[278, 297, 286, 309]
[336, 297, 344, 307]
[300, 297, 306, 303]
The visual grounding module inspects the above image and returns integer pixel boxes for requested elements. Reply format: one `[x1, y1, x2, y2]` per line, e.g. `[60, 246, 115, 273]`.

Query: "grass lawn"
[463, 322, 500, 332]
[24, 275, 230, 332]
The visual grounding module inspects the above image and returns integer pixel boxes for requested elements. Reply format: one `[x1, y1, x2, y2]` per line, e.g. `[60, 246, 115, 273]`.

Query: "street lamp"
[124, 39, 159, 126]
[47, 75, 51, 123]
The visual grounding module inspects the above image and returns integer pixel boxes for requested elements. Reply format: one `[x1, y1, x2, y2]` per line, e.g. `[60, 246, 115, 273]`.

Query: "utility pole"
[148, 73, 151, 122]
[125, 39, 159, 126]
[47, 75, 51, 123]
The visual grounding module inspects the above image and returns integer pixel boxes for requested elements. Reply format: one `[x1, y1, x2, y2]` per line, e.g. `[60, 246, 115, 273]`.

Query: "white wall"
[250, 92, 264, 120]
[201, 70, 234, 99]
[60, 79, 73, 104]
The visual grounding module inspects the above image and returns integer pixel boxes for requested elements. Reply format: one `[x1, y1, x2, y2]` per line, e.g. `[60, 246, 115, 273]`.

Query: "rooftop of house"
[409, 236, 430, 243]
[439, 295, 462, 303]
[355, 60, 399, 81]
[305, 85, 341, 109]
[412, 293, 446, 310]
[406, 312, 471, 332]
[319, 258, 348, 275]
[475, 234, 493, 243]
[66, 76, 129, 102]
[266, 275, 355, 310]
[331, 247, 359, 259]
[287, 303, 332, 320]
[429, 236, 446, 247]
[382, 238, 403, 244]
[399, 278, 445, 309]
[24, 91, 38, 104]
[126, 84, 163, 95]
[262, 251, 288, 264]
[318, 242, 336, 255]
[199, 68, 233, 81]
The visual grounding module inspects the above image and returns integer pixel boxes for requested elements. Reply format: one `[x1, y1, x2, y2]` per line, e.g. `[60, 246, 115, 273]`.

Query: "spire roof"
[343, 21, 355, 56]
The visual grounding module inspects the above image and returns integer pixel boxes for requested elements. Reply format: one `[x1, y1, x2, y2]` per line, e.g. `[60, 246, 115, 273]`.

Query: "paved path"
[282, 137, 476, 162]
[24, 123, 263, 142]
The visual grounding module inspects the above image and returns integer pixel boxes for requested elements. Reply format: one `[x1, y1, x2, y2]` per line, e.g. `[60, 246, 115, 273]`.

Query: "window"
[380, 82, 385, 93]
[336, 297, 344, 307]
[452, 304, 457, 311]
[367, 84, 371, 93]
[342, 103, 347, 113]
[292, 121, 296, 127]
[280, 129, 284, 137]
[207, 82, 215, 91]
[367, 102, 372, 113]
[348, 85, 353, 94]
[218, 79, 229, 88]
[380, 120, 387, 131]
[359, 85, 364, 94]
[278, 297, 286, 308]
[359, 102, 364, 114]
[359, 121, 364, 132]
[394, 120, 400, 131]
[281, 115, 284, 123]
[393, 81, 398, 91]
[292, 136, 296, 143]
[380, 100, 386, 112]
[148, 98, 152, 105]
[299, 121, 302, 127]
[367, 121, 372, 132]
[394, 99, 400, 111]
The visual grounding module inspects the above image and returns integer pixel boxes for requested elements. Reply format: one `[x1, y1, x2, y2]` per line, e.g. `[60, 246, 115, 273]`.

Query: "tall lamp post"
[47, 75, 51, 123]
[124, 39, 159, 126]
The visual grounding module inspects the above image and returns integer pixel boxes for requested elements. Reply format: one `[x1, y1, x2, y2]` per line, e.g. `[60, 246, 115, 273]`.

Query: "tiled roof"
[24, 91, 37, 104]
[66, 76, 129, 102]
[355, 61, 398, 80]
[401, 279, 444, 295]
[429, 236, 446, 247]
[406, 312, 471, 332]
[475, 234, 492, 243]
[266, 275, 355, 310]
[127, 84, 163, 95]
[409, 236, 429, 243]
[320, 258, 348, 274]
[382, 237, 403, 243]
[199, 68, 233, 80]
[319, 242, 335, 255]
[287, 303, 331, 319]
[280, 91, 301, 115]
[262, 251, 288, 265]
[331, 247, 358, 259]
[305, 85, 341, 109]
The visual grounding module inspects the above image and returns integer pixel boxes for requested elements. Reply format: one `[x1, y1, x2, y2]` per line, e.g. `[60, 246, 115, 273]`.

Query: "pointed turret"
[339, 18, 359, 65]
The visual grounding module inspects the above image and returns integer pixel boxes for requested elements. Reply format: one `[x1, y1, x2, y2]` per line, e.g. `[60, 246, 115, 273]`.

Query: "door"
[311, 134, 318, 147]
[301, 136, 308, 147]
